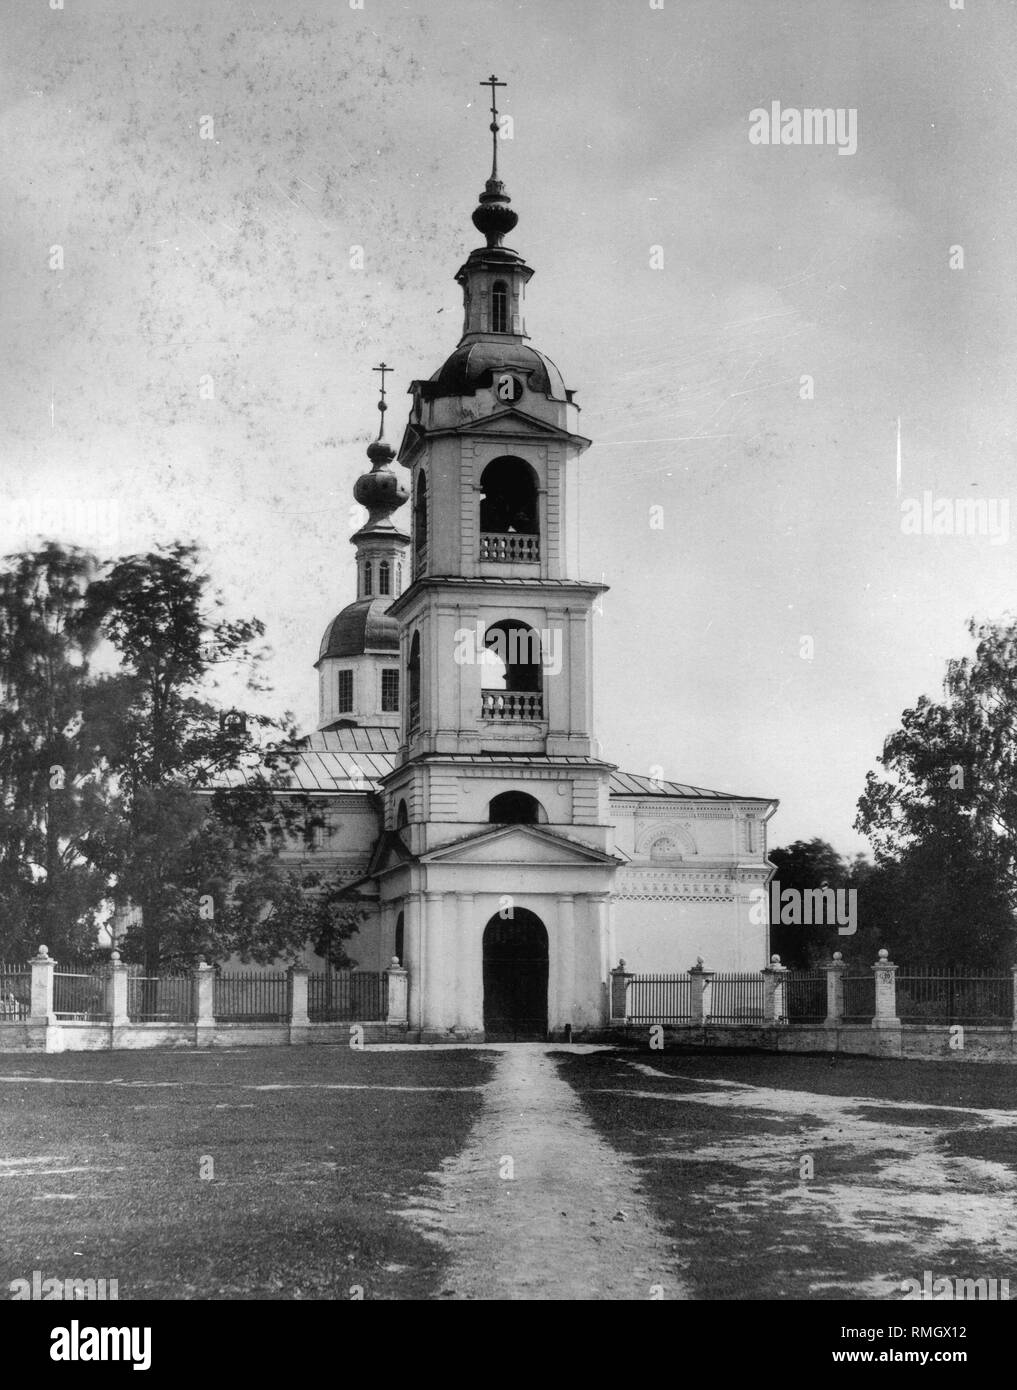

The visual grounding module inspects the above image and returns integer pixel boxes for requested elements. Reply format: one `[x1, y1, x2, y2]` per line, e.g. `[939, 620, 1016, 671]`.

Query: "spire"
[354, 363, 408, 532]
[472, 73, 518, 248]
[366, 361, 394, 466]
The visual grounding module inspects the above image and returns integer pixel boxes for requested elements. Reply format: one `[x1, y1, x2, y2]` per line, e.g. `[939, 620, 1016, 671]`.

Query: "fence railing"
[842, 974, 876, 1022]
[53, 970, 109, 1020]
[307, 970, 388, 1022]
[613, 956, 1017, 1028]
[127, 974, 195, 1023]
[213, 972, 289, 1022]
[626, 973, 692, 1023]
[710, 972, 766, 1023]
[0, 966, 30, 1020]
[895, 967, 1012, 1024]
[784, 970, 827, 1022]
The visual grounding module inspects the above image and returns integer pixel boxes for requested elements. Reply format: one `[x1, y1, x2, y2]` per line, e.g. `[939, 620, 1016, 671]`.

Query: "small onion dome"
[318, 597, 399, 661]
[472, 178, 518, 248]
[366, 437, 396, 466]
[353, 462, 408, 520]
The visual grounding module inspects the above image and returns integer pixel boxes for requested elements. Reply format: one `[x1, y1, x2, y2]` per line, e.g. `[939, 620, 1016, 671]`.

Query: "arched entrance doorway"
[482, 910, 549, 1040]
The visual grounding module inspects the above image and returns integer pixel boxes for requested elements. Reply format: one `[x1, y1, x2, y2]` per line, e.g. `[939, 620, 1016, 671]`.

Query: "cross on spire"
[372, 361, 391, 438]
[480, 73, 506, 181]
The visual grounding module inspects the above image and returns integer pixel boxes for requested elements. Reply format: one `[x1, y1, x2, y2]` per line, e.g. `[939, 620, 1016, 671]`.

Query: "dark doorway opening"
[482, 910, 549, 1041]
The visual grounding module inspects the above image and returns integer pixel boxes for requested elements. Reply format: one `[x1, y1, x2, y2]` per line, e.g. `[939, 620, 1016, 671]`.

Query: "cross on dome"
[472, 71, 517, 248]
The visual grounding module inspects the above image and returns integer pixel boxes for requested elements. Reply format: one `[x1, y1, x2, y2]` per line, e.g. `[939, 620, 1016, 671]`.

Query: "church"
[266, 82, 778, 1041]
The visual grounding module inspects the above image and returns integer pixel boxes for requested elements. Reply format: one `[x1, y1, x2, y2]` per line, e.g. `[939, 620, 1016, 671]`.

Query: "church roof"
[206, 736, 772, 802]
[608, 770, 773, 801]
[317, 598, 399, 661]
[425, 341, 568, 402]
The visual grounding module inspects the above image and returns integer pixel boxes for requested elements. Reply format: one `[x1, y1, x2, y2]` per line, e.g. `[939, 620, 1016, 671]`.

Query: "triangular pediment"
[398, 408, 590, 463]
[453, 406, 590, 446]
[363, 829, 416, 879]
[421, 823, 618, 867]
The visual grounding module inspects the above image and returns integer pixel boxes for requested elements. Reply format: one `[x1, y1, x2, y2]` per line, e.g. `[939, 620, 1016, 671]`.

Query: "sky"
[1, 0, 1015, 857]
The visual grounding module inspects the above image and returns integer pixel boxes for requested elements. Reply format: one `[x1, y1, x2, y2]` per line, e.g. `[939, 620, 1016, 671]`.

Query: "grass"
[555, 1048, 1017, 1300]
[0, 1046, 492, 1301]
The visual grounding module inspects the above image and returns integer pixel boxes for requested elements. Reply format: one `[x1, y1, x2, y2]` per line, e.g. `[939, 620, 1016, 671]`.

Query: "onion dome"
[318, 597, 399, 660]
[472, 177, 518, 249]
[353, 362, 409, 531]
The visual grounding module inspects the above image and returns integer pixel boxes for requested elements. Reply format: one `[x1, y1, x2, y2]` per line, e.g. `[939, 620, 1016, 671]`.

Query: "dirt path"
[397, 1045, 685, 1300]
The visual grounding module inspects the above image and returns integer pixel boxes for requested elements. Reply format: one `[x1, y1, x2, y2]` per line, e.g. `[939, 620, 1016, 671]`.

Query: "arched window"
[394, 911, 405, 966]
[414, 473, 428, 572]
[481, 620, 543, 720]
[363, 561, 373, 596]
[408, 631, 421, 733]
[378, 560, 390, 596]
[396, 799, 409, 829]
[491, 280, 509, 333]
[489, 791, 543, 824]
[479, 457, 539, 561]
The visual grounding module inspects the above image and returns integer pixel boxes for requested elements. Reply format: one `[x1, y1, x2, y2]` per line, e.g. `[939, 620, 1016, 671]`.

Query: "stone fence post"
[825, 952, 846, 1027]
[872, 948, 899, 1028]
[609, 959, 631, 1023]
[193, 958, 215, 1045]
[288, 966, 309, 1028]
[30, 945, 56, 1024]
[385, 958, 408, 1025]
[106, 951, 129, 1027]
[689, 958, 714, 1026]
[761, 954, 788, 1024]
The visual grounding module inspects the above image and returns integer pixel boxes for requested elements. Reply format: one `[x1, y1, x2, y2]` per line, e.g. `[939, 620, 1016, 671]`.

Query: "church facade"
[274, 90, 778, 1040]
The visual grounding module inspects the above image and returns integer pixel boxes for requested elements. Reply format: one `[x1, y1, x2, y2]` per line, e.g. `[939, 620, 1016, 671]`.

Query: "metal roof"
[608, 770, 773, 801]
[318, 598, 400, 661]
[207, 731, 771, 802]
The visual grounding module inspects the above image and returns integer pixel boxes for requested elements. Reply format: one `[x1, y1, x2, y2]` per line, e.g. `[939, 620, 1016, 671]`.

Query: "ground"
[559, 1048, 1017, 1300]
[2, 1043, 1016, 1301]
[0, 1047, 491, 1301]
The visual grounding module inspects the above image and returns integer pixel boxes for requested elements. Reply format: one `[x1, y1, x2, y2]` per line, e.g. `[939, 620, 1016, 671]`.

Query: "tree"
[855, 613, 1017, 967]
[80, 543, 324, 974]
[0, 545, 114, 960]
[768, 839, 858, 967]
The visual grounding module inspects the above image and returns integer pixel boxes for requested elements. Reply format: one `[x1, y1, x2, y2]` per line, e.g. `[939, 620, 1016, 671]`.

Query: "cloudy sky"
[2, 0, 1015, 855]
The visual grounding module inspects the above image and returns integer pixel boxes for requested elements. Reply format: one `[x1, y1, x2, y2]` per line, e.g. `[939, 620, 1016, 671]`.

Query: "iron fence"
[307, 971, 388, 1022]
[127, 974, 195, 1023]
[0, 965, 30, 1020]
[784, 970, 827, 1023]
[709, 972, 766, 1023]
[53, 970, 109, 1020]
[625, 973, 693, 1023]
[841, 973, 875, 1022]
[213, 972, 288, 1022]
[895, 967, 1012, 1025]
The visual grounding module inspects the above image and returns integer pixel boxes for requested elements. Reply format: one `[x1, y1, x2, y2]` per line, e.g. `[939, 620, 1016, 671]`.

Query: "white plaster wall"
[612, 896, 767, 974]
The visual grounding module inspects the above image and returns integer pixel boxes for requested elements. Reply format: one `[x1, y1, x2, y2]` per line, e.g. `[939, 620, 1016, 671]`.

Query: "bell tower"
[316, 366, 409, 730]
[373, 79, 619, 1040]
